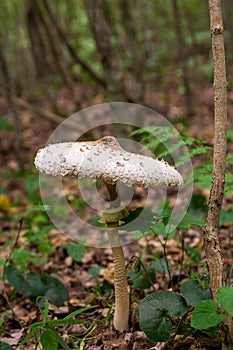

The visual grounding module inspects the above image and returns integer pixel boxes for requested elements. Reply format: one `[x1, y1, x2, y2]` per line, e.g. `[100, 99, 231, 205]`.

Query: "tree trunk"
[171, 0, 192, 116]
[34, 0, 79, 107]
[42, 0, 105, 87]
[222, 0, 233, 67]
[0, 36, 24, 171]
[84, 0, 126, 100]
[119, 0, 144, 102]
[25, 0, 51, 77]
[203, 1, 233, 348]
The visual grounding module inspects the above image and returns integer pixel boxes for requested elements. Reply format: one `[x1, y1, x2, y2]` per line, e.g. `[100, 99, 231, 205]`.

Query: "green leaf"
[128, 267, 156, 289]
[24, 174, 41, 203]
[220, 209, 233, 225]
[5, 265, 69, 307]
[0, 117, 13, 130]
[41, 327, 72, 350]
[151, 222, 176, 238]
[25, 174, 39, 194]
[40, 328, 58, 350]
[227, 130, 233, 142]
[191, 300, 226, 329]
[152, 258, 172, 272]
[11, 248, 43, 270]
[27, 205, 51, 214]
[217, 286, 233, 316]
[188, 193, 208, 218]
[139, 291, 188, 341]
[172, 212, 204, 230]
[63, 244, 86, 262]
[194, 163, 212, 190]
[63, 305, 99, 320]
[0, 341, 14, 350]
[41, 274, 69, 307]
[39, 298, 49, 321]
[121, 207, 155, 233]
[5, 264, 32, 295]
[0, 258, 6, 267]
[181, 280, 211, 306]
[88, 266, 104, 278]
[26, 272, 47, 296]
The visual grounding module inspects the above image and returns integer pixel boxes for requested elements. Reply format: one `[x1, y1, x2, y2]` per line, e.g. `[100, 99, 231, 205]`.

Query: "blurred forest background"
[0, 0, 233, 168]
[1, 1, 233, 349]
[0, 0, 233, 174]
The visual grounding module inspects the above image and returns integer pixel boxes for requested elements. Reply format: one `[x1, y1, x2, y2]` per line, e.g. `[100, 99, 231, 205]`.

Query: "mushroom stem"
[104, 182, 129, 332]
[108, 226, 129, 331]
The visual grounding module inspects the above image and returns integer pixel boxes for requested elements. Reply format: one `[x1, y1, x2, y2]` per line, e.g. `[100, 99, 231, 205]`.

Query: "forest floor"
[0, 81, 233, 350]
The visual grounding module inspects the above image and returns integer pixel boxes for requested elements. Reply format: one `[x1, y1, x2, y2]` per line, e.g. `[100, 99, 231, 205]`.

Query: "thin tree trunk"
[34, 0, 79, 108]
[42, 0, 106, 87]
[85, 0, 126, 100]
[119, 0, 144, 102]
[222, 0, 233, 63]
[0, 37, 24, 171]
[171, 0, 192, 116]
[203, 1, 233, 348]
[25, 0, 51, 77]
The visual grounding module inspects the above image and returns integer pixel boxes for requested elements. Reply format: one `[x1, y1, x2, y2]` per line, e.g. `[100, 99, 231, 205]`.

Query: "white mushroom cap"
[35, 136, 183, 188]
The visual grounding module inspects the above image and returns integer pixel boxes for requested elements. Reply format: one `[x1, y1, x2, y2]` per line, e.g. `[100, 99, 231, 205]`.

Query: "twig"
[151, 229, 173, 289]
[129, 255, 157, 292]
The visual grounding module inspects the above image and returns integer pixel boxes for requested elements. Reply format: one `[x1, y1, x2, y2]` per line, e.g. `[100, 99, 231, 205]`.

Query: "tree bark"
[84, 0, 126, 100]
[171, 0, 192, 116]
[42, 0, 106, 87]
[204, 0, 227, 302]
[34, 0, 79, 107]
[119, 0, 144, 102]
[0, 36, 24, 171]
[25, 0, 51, 77]
[222, 0, 233, 64]
[203, 1, 233, 348]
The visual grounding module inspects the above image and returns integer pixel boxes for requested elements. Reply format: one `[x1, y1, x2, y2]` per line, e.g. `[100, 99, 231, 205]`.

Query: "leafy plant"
[62, 244, 86, 262]
[5, 264, 69, 307]
[130, 126, 212, 167]
[191, 286, 233, 330]
[11, 247, 47, 270]
[139, 290, 188, 341]
[139, 280, 233, 343]
[0, 116, 13, 130]
[131, 127, 233, 196]
[128, 259, 156, 290]
[18, 298, 98, 350]
[0, 341, 13, 350]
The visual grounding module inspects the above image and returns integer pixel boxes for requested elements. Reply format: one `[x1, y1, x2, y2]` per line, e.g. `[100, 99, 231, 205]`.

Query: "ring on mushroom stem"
[35, 135, 183, 332]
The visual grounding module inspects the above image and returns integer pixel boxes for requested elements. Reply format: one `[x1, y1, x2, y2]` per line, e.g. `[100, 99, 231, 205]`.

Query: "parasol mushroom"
[35, 135, 183, 331]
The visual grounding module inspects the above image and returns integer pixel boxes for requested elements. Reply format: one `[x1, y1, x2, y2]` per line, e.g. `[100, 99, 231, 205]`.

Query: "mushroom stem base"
[104, 182, 129, 331]
[108, 228, 129, 332]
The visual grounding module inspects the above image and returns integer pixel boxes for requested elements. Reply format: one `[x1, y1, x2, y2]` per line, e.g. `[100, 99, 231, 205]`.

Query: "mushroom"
[35, 136, 183, 331]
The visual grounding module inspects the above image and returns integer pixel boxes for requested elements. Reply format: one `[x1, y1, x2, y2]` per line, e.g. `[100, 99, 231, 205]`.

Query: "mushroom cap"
[35, 136, 183, 188]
